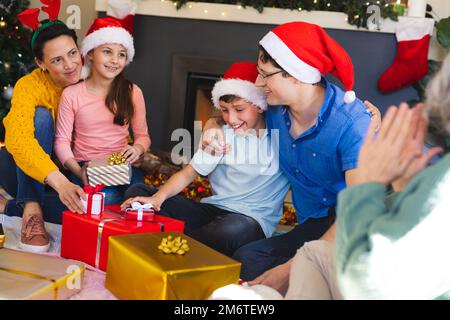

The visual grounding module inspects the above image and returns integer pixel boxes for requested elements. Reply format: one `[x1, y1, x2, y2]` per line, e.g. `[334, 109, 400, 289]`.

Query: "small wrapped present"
[0, 248, 85, 300]
[80, 184, 105, 215]
[61, 205, 184, 271]
[125, 202, 154, 221]
[105, 232, 241, 300]
[87, 153, 131, 187]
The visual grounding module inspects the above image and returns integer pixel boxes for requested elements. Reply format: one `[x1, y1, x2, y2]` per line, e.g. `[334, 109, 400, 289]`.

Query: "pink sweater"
[55, 81, 151, 165]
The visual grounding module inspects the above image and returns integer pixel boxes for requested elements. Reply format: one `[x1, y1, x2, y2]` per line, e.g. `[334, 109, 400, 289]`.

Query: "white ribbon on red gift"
[129, 202, 153, 221]
[83, 184, 105, 215]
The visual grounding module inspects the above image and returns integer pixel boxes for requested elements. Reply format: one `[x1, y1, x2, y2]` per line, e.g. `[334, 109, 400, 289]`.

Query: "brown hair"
[258, 45, 291, 78]
[105, 72, 134, 126]
[219, 94, 241, 103]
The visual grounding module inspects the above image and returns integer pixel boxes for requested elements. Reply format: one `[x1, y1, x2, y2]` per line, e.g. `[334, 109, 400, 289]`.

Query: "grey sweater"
[336, 153, 450, 299]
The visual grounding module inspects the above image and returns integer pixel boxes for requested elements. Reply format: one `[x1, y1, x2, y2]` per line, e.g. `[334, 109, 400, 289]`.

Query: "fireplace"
[184, 72, 221, 139]
[167, 55, 234, 157]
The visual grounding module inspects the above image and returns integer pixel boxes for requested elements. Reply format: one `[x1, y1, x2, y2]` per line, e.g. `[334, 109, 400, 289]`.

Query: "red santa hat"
[211, 62, 267, 110]
[80, 0, 137, 79]
[260, 21, 357, 104]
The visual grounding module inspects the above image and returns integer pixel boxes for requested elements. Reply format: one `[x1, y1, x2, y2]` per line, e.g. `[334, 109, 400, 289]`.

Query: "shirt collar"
[279, 77, 334, 132]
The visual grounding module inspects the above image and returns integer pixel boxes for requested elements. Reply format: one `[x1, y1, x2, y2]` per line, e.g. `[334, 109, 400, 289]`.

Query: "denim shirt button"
[312, 153, 316, 157]
[292, 144, 296, 148]
[323, 197, 327, 202]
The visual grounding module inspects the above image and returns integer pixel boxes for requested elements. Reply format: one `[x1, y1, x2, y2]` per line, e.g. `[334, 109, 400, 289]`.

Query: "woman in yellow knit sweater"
[0, 20, 86, 252]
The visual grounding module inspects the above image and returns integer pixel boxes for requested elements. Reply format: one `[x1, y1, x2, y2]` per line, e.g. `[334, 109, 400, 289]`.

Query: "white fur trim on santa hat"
[107, 0, 137, 19]
[396, 18, 434, 42]
[80, 27, 134, 79]
[211, 79, 267, 110]
[260, 31, 321, 84]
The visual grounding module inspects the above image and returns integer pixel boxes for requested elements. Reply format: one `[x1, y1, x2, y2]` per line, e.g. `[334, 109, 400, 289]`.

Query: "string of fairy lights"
[168, 0, 401, 28]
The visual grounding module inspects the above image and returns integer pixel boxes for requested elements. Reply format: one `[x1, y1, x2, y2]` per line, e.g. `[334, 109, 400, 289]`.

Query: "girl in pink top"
[55, 5, 150, 204]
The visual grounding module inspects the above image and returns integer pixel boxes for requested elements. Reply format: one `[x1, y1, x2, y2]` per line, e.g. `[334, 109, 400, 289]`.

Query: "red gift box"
[61, 205, 184, 271]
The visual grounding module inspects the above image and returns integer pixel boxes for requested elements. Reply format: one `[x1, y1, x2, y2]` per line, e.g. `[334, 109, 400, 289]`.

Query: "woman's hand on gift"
[46, 170, 86, 214]
[121, 196, 162, 212]
[121, 144, 144, 164]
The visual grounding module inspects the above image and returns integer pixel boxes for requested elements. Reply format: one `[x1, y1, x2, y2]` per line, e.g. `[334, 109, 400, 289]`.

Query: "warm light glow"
[188, 4, 192, 8]
[221, 12, 226, 16]
[204, 9, 208, 13]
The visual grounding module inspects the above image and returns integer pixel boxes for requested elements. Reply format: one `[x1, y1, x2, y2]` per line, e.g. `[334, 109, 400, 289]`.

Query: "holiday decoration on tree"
[0, 0, 35, 142]
[378, 19, 435, 93]
[171, 0, 400, 29]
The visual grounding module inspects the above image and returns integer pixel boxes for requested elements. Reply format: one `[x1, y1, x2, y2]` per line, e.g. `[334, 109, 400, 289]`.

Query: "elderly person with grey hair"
[336, 53, 450, 299]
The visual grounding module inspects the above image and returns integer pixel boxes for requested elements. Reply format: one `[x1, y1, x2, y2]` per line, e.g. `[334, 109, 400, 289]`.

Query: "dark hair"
[105, 72, 134, 126]
[258, 45, 291, 77]
[219, 94, 241, 104]
[32, 20, 78, 60]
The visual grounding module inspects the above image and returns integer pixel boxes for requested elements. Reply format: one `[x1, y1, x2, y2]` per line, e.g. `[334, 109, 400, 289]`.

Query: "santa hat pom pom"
[344, 90, 356, 104]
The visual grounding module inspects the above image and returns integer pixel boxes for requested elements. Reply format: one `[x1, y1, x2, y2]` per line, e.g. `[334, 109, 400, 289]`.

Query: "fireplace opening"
[184, 72, 222, 155]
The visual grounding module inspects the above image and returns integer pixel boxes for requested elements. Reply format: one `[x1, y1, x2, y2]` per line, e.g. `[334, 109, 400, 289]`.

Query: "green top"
[336, 153, 450, 299]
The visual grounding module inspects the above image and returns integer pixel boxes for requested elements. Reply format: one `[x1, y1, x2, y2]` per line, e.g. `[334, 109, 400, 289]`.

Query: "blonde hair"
[425, 53, 450, 137]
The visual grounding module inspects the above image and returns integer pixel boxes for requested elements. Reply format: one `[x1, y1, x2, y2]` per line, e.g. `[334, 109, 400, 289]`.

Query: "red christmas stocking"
[378, 19, 434, 93]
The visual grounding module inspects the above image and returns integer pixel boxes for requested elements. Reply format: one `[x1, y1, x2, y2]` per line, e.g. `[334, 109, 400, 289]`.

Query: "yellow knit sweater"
[3, 69, 63, 183]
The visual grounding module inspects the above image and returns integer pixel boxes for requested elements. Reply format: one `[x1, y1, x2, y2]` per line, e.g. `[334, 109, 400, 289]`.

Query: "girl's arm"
[122, 85, 151, 164]
[131, 85, 151, 149]
[121, 164, 199, 211]
[54, 90, 78, 169]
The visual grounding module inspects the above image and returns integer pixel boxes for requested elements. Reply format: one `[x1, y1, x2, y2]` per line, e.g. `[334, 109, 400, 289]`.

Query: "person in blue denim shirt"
[204, 22, 372, 290]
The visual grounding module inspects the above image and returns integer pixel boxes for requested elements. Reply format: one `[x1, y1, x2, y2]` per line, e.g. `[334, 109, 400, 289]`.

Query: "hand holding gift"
[121, 195, 163, 212]
[125, 201, 155, 221]
[121, 145, 144, 165]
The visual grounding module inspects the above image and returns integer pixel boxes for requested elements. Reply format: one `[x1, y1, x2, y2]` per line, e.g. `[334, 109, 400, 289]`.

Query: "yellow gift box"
[105, 232, 241, 300]
[0, 248, 85, 300]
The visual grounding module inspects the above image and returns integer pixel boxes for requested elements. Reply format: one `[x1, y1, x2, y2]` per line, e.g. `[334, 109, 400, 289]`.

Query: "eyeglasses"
[256, 65, 284, 79]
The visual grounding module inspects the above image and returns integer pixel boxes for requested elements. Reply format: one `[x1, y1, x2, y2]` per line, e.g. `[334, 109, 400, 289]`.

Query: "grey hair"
[425, 53, 450, 136]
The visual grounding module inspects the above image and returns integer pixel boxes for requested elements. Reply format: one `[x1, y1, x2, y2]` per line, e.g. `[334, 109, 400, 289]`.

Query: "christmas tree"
[0, 0, 35, 142]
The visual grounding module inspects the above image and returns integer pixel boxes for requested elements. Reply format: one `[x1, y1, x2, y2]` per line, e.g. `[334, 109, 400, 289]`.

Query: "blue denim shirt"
[266, 78, 371, 223]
